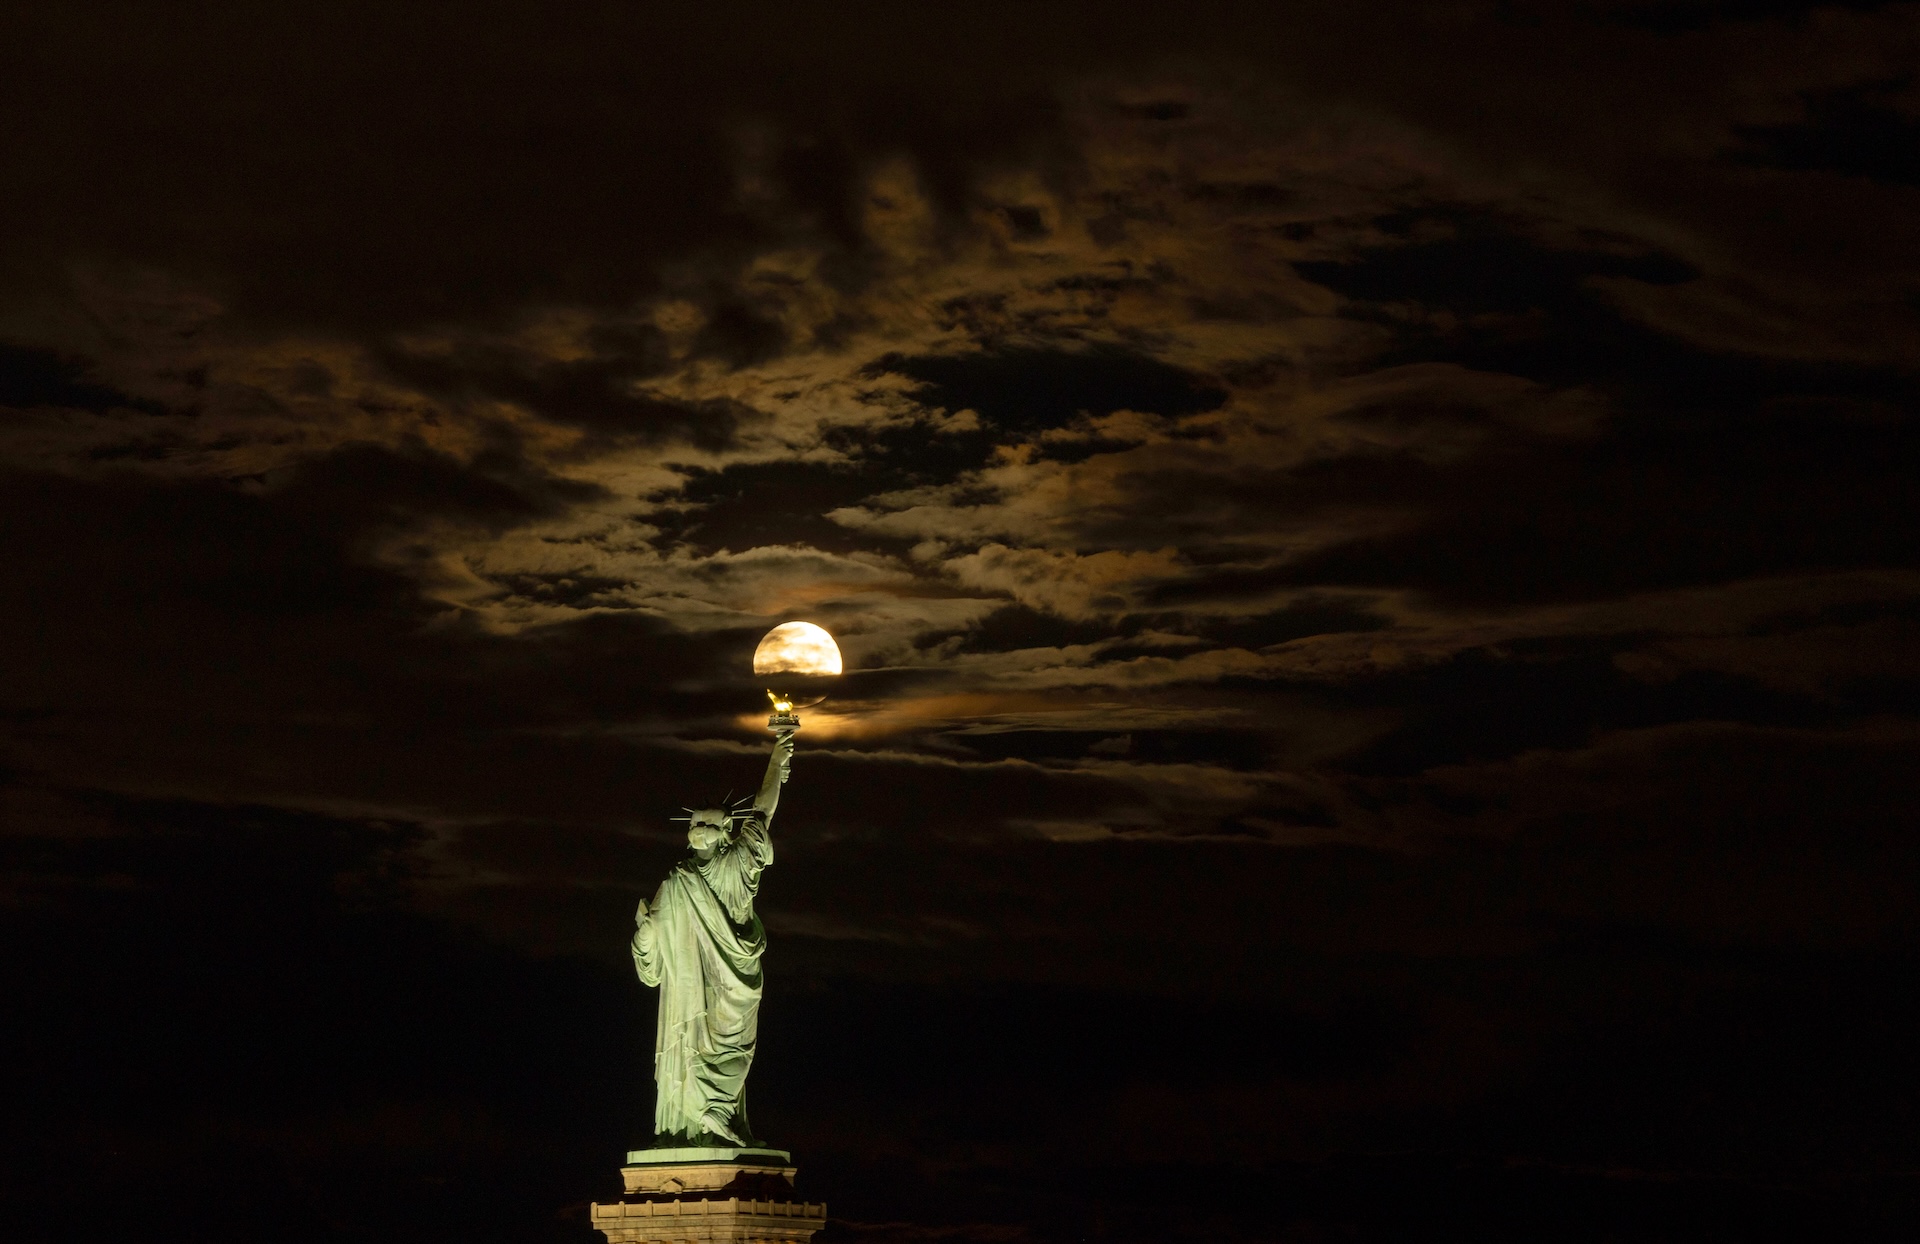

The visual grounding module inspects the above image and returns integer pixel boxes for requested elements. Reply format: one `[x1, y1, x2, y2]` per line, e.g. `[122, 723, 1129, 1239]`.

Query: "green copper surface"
[624, 1145, 793, 1165]
[630, 726, 796, 1146]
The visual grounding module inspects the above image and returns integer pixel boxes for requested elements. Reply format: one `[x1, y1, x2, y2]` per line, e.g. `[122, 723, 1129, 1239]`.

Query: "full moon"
[752, 621, 843, 677]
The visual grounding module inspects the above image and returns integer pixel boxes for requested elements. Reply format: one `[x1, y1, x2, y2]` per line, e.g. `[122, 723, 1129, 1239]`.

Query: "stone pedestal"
[591, 1147, 826, 1244]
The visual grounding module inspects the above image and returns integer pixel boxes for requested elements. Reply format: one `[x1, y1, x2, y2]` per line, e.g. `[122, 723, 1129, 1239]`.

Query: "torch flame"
[766, 689, 794, 713]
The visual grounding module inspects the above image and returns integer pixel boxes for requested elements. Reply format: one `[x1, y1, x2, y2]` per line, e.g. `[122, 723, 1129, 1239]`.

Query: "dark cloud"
[816, 417, 1017, 495]
[378, 341, 747, 447]
[1597, 0, 1899, 32]
[876, 346, 1227, 433]
[0, 467, 405, 620]
[1733, 75, 1920, 184]
[1295, 209, 1920, 410]
[646, 460, 926, 556]
[278, 439, 608, 542]
[1265, 403, 1920, 605]
[949, 604, 1118, 652]
[695, 302, 791, 370]
[0, 5, 741, 334]
[1294, 210, 1699, 318]
[0, 1, 1088, 340]
[0, 342, 166, 415]
[0, 439, 603, 630]
[1340, 639, 1842, 777]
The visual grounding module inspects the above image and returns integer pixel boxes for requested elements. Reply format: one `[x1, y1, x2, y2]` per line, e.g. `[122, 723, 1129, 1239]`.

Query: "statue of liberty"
[630, 715, 796, 1148]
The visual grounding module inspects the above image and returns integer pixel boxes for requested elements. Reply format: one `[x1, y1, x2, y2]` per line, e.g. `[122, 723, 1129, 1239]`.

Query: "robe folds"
[630, 813, 771, 1144]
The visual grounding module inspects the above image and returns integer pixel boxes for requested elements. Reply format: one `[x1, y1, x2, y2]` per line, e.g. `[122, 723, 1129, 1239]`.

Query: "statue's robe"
[630, 813, 771, 1144]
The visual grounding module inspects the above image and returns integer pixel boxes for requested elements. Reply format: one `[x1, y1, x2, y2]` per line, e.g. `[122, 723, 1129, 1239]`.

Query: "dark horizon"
[4, 3, 1920, 1240]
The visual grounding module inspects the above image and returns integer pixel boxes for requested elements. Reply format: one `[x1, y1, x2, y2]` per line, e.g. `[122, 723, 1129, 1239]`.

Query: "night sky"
[5, 3, 1920, 1241]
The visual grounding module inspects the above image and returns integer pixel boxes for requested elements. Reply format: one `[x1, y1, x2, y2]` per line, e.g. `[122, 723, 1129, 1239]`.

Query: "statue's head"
[684, 809, 730, 853]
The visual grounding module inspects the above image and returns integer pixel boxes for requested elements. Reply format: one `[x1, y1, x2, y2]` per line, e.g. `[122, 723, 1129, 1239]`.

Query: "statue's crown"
[668, 793, 756, 824]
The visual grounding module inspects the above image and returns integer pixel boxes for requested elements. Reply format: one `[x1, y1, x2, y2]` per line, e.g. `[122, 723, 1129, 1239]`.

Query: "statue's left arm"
[630, 890, 663, 986]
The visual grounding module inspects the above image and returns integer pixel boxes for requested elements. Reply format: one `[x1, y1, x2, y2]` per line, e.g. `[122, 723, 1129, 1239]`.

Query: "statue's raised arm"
[752, 727, 796, 826]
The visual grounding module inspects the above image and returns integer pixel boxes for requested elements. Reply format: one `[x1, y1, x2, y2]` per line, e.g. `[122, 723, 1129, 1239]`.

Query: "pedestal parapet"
[591, 1148, 826, 1244]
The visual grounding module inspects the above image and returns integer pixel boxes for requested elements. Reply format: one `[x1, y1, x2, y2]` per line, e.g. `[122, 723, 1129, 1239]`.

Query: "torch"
[766, 689, 801, 732]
